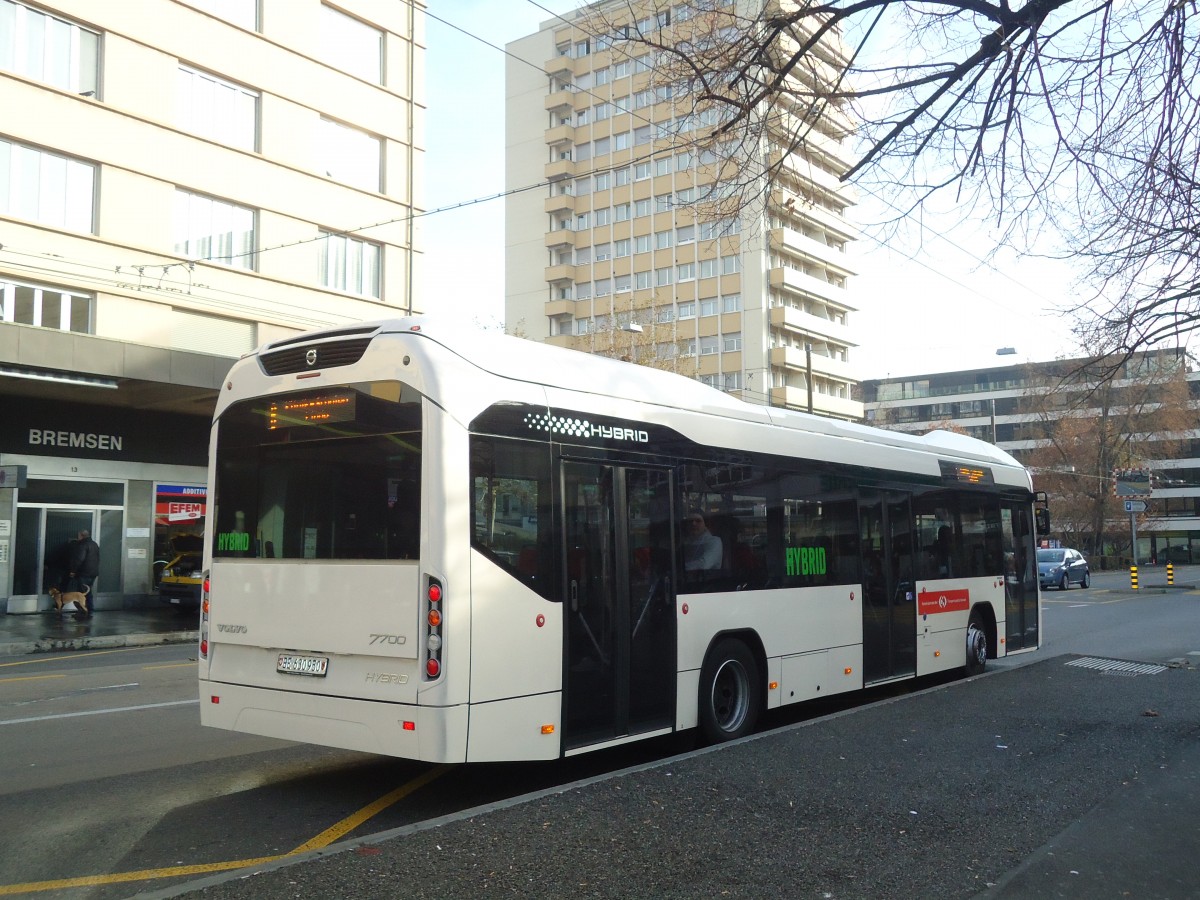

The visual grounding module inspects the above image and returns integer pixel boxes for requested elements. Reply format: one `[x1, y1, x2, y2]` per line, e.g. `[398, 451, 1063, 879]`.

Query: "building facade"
[862, 353, 1200, 565]
[505, 0, 862, 420]
[0, 0, 423, 612]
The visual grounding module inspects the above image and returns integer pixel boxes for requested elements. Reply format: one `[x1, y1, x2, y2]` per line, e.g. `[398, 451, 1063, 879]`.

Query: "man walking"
[69, 529, 100, 618]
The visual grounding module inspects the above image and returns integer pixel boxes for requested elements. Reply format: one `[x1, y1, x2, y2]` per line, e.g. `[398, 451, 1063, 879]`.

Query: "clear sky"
[420, 1, 1083, 381]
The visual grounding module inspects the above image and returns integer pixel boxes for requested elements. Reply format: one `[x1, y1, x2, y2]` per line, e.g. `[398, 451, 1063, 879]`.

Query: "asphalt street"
[136, 652, 1199, 900]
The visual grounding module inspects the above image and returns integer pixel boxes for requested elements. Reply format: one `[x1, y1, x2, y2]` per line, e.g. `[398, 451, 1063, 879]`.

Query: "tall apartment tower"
[0, 0, 423, 612]
[505, 1, 861, 420]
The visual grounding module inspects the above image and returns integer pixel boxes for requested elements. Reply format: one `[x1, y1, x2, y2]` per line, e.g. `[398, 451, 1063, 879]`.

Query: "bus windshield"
[212, 381, 422, 560]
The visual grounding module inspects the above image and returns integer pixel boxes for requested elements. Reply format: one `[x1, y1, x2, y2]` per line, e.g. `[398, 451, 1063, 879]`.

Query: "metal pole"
[1130, 512, 1138, 567]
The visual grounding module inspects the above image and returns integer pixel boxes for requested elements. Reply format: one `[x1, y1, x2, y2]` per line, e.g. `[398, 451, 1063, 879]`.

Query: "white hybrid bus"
[199, 318, 1045, 762]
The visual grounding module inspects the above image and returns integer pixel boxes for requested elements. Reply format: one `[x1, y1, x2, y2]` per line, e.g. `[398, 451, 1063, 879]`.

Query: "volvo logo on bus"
[523, 412, 649, 444]
[305, 348, 318, 366]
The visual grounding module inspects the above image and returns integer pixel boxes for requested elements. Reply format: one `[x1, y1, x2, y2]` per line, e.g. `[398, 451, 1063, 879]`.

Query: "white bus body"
[199, 319, 1042, 762]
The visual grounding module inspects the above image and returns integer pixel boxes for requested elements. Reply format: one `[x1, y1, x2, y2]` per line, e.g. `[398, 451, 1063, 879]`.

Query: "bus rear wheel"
[699, 638, 761, 744]
[965, 617, 988, 676]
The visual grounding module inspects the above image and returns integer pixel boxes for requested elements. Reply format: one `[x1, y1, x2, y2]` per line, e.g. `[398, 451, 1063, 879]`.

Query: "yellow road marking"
[0, 647, 155, 669]
[141, 662, 196, 670]
[0, 765, 451, 895]
[0, 674, 66, 684]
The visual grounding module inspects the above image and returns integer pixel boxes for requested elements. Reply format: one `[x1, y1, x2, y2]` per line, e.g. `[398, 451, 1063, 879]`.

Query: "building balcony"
[769, 304, 854, 347]
[544, 264, 575, 283]
[769, 266, 853, 311]
[545, 123, 575, 146]
[546, 334, 576, 349]
[770, 386, 864, 420]
[768, 227, 856, 278]
[545, 229, 575, 249]
[545, 89, 575, 113]
[544, 55, 574, 80]
[545, 192, 576, 215]
[770, 345, 858, 383]
[545, 158, 575, 181]
[770, 190, 859, 242]
[545, 298, 576, 317]
[768, 150, 858, 206]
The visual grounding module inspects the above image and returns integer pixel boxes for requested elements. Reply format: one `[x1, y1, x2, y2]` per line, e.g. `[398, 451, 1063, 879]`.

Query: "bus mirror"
[1035, 507, 1051, 536]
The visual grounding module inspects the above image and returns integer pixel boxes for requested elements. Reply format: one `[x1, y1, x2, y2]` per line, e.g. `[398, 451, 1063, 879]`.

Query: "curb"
[0, 631, 198, 658]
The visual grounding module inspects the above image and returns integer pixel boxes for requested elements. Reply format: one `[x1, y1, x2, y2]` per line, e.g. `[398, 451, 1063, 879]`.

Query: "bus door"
[561, 460, 676, 751]
[1001, 502, 1039, 651]
[859, 491, 917, 682]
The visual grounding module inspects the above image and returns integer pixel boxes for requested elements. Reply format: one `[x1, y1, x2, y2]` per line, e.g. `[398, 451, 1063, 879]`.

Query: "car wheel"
[1082, 570, 1091, 589]
[966, 617, 988, 676]
[698, 637, 761, 744]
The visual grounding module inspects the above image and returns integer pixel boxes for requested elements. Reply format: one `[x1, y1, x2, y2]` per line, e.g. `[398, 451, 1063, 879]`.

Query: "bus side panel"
[198, 682, 468, 763]
[675, 585, 862, 728]
[468, 549, 563, 703]
[466, 693, 563, 762]
[676, 584, 862, 672]
[915, 576, 1004, 676]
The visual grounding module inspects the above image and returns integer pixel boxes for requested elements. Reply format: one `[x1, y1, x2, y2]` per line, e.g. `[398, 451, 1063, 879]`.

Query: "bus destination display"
[939, 460, 994, 485]
[267, 391, 357, 430]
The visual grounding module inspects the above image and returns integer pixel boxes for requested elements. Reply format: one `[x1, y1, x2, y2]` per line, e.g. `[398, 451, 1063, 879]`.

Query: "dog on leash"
[49, 585, 89, 615]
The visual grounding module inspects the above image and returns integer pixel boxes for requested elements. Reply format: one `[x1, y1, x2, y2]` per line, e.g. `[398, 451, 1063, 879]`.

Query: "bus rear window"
[213, 382, 421, 560]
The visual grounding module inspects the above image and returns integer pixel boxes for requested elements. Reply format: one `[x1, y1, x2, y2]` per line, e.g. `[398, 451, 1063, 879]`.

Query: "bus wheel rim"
[711, 659, 749, 732]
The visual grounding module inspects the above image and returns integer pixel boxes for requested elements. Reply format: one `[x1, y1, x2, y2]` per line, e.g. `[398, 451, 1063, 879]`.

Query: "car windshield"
[1037, 549, 1066, 563]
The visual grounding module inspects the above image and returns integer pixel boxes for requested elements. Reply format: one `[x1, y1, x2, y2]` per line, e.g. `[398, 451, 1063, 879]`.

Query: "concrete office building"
[0, 0, 423, 612]
[862, 352, 1200, 564]
[505, 0, 862, 420]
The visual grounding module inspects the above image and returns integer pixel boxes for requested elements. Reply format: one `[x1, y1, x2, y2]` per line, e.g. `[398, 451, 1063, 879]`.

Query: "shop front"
[0, 396, 210, 614]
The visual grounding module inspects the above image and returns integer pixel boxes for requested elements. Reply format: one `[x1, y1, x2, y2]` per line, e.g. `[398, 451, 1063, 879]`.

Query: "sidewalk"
[0, 605, 198, 656]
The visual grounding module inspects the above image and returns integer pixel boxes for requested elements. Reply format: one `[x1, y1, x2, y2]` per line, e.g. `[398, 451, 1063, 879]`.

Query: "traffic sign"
[1125, 500, 1147, 513]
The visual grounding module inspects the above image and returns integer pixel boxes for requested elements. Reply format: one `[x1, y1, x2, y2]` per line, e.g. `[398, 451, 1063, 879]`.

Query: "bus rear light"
[403, 721, 415, 731]
[541, 724, 555, 735]
[423, 575, 444, 680]
[210, 695, 219, 704]
[200, 639, 208, 656]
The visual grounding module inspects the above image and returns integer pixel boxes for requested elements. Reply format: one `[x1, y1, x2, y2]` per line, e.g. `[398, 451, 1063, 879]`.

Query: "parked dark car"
[1037, 547, 1090, 590]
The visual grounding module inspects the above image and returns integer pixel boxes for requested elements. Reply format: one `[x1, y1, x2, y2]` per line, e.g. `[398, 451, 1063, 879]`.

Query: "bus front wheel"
[965, 618, 988, 676]
[699, 638, 761, 744]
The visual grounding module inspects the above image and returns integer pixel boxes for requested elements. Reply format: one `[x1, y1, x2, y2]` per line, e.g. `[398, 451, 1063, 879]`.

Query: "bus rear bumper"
[198, 680, 467, 763]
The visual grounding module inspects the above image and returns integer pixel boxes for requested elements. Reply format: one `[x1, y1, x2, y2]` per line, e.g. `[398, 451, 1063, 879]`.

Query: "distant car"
[1037, 547, 1090, 590]
[158, 534, 204, 608]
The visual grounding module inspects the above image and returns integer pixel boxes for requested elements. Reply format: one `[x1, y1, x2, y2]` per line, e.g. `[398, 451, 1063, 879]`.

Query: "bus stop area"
[139, 652, 1200, 900]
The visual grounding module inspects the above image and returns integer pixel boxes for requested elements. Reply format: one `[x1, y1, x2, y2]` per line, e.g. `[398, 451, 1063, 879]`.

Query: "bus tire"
[965, 616, 988, 676]
[699, 637, 761, 744]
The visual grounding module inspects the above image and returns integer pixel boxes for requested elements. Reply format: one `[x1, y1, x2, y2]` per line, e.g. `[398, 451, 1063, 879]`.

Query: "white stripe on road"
[0, 699, 198, 726]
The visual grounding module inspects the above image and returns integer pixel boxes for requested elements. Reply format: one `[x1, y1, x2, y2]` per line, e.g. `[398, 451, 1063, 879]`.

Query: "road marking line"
[0, 699, 197, 726]
[0, 674, 66, 684]
[287, 765, 451, 855]
[142, 662, 196, 670]
[0, 766, 451, 895]
[0, 647, 161, 668]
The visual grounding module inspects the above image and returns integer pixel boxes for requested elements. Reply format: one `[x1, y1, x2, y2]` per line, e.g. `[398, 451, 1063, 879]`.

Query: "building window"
[319, 231, 381, 298]
[575, 281, 593, 300]
[635, 198, 651, 217]
[614, 131, 630, 151]
[0, 277, 90, 332]
[655, 230, 672, 250]
[576, 212, 590, 230]
[723, 332, 742, 351]
[655, 193, 673, 213]
[634, 234, 651, 253]
[0, 0, 99, 95]
[677, 224, 695, 244]
[635, 270, 652, 290]
[0, 139, 95, 232]
[699, 258, 717, 278]
[615, 273, 631, 292]
[177, 66, 258, 150]
[654, 157, 672, 177]
[700, 297, 719, 316]
[723, 371, 741, 390]
[614, 203, 630, 222]
[320, 4, 383, 84]
[614, 238, 631, 257]
[594, 172, 609, 191]
[593, 136, 610, 156]
[615, 168, 630, 186]
[319, 117, 382, 192]
[635, 162, 651, 180]
[185, 0, 258, 30]
[594, 66, 610, 85]
[722, 293, 742, 312]
[594, 242, 612, 261]
[700, 335, 720, 355]
[594, 207, 610, 226]
[173, 189, 256, 269]
[677, 262, 696, 282]
[655, 267, 673, 286]
[595, 277, 611, 297]
[678, 302, 696, 319]
[721, 254, 741, 274]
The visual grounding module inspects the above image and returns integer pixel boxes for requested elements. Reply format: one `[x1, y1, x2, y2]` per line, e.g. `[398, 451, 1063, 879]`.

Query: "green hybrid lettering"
[786, 546, 827, 577]
[218, 532, 251, 552]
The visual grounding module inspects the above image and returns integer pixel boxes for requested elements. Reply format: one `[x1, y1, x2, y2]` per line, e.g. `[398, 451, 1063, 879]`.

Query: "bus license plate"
[277, 654, 329, 677]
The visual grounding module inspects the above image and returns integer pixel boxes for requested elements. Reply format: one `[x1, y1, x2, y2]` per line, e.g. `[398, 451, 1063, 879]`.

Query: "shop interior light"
[0, 365, 118, 389]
